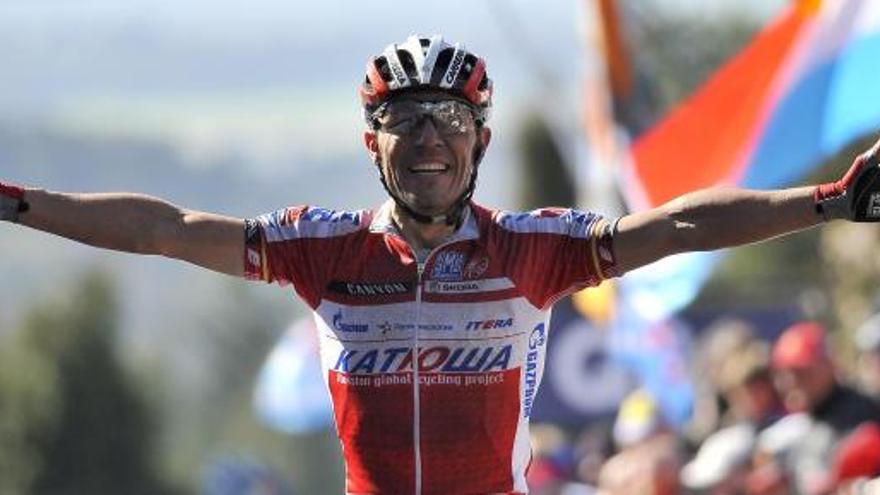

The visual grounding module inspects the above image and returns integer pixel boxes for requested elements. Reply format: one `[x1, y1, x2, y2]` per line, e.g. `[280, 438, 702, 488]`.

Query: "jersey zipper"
[413, 262, 424, 495]
[408, 238, 464, 495]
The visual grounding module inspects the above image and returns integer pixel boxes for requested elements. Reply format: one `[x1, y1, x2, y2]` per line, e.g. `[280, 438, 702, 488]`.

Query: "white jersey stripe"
[495, 208, 603, 238]
[259, 208, 366, 242]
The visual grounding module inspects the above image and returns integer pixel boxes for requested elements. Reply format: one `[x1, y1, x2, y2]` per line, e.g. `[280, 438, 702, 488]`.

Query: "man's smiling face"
[364, 91, 491, 217]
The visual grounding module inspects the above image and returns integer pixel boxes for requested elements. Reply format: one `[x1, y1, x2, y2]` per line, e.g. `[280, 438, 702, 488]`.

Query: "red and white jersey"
[244, 201, 618, 495]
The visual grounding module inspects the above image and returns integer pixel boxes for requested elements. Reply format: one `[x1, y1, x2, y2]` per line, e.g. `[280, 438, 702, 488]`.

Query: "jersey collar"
[369, 199, 480, 243]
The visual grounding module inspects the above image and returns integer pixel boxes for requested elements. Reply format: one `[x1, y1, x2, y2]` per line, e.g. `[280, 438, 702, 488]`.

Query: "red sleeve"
[243, 206, 365, 308]
[488, 208, 619, 309]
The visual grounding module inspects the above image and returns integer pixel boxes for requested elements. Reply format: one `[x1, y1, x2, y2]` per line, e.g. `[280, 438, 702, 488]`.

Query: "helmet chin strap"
[376, 146, 483, 228]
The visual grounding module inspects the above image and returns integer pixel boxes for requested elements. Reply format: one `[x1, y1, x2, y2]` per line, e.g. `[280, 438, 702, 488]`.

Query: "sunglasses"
[371, 100, 481, 137]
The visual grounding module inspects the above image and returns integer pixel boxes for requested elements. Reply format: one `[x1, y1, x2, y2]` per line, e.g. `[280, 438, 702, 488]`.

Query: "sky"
[0, 0, 788, 193]
[0, 0, 785, 26]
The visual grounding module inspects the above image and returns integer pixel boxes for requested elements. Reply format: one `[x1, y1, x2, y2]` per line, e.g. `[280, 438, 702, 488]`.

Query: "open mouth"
[408, 163, 450, 175]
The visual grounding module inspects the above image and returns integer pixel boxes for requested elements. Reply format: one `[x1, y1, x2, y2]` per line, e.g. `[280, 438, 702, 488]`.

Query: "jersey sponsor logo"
[463, 256, 489, 279]
[431, 251, 466, 281]
[465, 318, 514, 331]
[335, 371, 506, 388]
[445, 50, 466, 85]
[569, 210, 593, 225]
[390, 61, 408, 86]
[529, 323, 546, 348]
[523, 323, 546, 418]
[378, 321, 393, 335]
[272, 207, 306, 226]
[532, 208, 590, 223]
[378, 321, 455, 334]
[332, 310, 369, 333]
[246, 248, 261, 268]
[244, 219, 262, 244]
[501, 210, 568, 234]
[425, 277, 515, 294]
[333, 344, 513, 374]
[270, 207, 359, 226]
[506, 209, 564, 223]
[269, 208, 294, 226]
[300, 207, 360, 224]
[868, 192, 880, 218]
[327, 280, 413, 297]
[427, 281, 479, 293]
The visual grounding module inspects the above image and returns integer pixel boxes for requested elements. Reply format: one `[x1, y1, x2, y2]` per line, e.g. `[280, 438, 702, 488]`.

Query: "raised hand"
[816, 137, 880, 222]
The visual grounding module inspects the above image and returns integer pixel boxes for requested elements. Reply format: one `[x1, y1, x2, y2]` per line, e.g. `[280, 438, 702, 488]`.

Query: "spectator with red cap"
[771, 322, 879, 426]
[760, 322, 880, 494]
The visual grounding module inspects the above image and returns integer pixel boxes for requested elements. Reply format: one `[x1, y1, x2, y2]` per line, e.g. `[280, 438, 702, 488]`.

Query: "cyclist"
[2, 35, 880, 495]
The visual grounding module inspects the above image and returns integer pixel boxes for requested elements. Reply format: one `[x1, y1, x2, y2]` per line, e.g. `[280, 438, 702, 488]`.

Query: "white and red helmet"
[360, 35, 493, 121]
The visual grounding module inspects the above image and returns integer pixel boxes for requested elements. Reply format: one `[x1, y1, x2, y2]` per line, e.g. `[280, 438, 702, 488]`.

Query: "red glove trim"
[815, 182, 840, 201]
[816, 154, 869, 201]
[0, 182, 25, 201]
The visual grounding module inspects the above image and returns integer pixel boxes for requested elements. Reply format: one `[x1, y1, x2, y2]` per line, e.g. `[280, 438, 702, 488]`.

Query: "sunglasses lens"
[432, 102, 473, 134]
[376, 101, 476, 136]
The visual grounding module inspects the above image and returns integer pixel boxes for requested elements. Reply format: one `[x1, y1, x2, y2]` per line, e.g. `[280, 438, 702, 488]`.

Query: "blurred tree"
[517, 112, 576, 209]
[200, 284, 345, 495]
[0, 325, 57, 494]
[0, 270, 179, 495]
[157, 282, 345, 494]
[627, 6, 761, 124]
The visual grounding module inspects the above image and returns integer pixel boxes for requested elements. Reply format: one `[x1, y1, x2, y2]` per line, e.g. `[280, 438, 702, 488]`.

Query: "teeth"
[409, 163, 448, 173]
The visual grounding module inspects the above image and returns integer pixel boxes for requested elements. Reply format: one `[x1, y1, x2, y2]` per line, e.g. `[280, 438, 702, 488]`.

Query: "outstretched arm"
[613, 136, 880, 274]
[1, 185, 244, 277]
[613, 186, 820, 273]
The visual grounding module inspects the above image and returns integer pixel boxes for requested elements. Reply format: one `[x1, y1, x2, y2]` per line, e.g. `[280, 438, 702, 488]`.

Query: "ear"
[364, 130, 380, 165]
[474, 126, 492, 165]
[479, 126, 492, 150]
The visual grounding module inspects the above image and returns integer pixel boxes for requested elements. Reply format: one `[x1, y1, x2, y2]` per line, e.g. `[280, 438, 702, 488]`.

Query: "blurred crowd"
[526, 316, 880, 495]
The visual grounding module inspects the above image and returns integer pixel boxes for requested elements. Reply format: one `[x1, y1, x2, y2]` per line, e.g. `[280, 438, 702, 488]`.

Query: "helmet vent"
[431, 48, 454, 86]
[396, 50, 419, 80]
[460, 54, 478, 82]
[374, 56, 393, 83]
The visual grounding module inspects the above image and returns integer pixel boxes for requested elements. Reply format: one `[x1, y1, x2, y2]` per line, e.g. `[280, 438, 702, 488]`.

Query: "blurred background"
[3, 0, 880, 493]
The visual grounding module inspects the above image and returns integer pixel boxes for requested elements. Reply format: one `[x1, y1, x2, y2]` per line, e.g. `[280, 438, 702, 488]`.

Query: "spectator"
[772, 322, 880, 427]
[527, 424, 600, 495]
[596, 438, 681, 495]
[680, 423, 756, 494]
[573, 423, 615, 489]
[831, 422, 880, 490]
[689, 318, 759, 443]
[598, 390, 683, 495]
[749, 413, 813, 495]
[528, 423, 576, 495]
[702, 319, 759, 392]
[762, 322, 880, 494]
[854, 313, 880, 401]
[716, 340, 785, 430]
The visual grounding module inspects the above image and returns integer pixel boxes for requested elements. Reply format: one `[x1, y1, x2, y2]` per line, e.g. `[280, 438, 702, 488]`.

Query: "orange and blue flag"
[626, 0, 880, 210]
